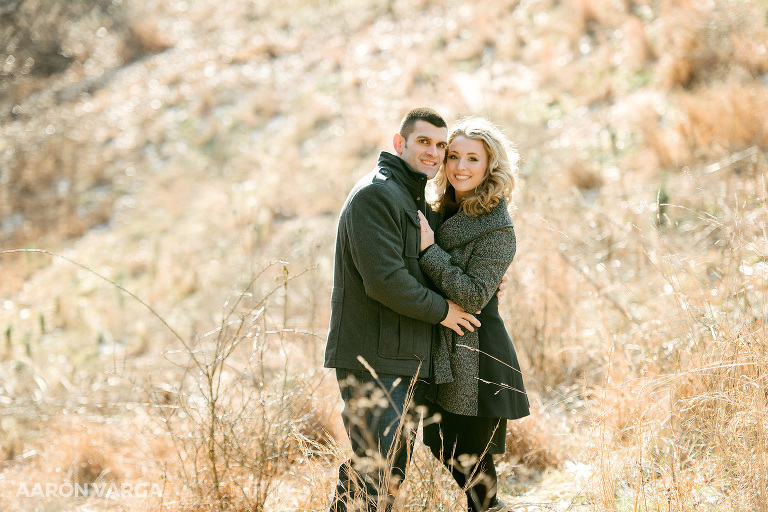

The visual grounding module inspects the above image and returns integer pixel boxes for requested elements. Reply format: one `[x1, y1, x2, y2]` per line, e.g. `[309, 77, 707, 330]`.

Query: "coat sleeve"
[419, 227, 516, 313]
[345, 184, 448, 325]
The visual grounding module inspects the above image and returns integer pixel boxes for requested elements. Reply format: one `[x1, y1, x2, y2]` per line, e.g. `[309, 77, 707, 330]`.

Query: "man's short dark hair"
[398, 107, 447, 139]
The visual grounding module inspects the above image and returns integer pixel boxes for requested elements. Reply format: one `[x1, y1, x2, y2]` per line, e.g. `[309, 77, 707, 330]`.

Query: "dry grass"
[2, 0, 768, 510]
[503, 402, 567, 474]
[652, 0, 763, 89]
[677, 81, 768, 158]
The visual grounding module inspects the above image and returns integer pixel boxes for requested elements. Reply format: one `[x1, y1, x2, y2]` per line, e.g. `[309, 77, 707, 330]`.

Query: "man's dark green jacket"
[324, 151, 449, 378]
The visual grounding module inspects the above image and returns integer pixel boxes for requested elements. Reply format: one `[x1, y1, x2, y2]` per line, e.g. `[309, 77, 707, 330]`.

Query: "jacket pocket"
[378, 306, 405, 359]
[402, 209, 421, 259]
[377, 305, 430, 361]
[400, 316, 431, 362]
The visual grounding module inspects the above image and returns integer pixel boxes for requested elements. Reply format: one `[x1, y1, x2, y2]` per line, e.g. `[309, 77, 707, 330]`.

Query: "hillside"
[1, 0, 768, 510]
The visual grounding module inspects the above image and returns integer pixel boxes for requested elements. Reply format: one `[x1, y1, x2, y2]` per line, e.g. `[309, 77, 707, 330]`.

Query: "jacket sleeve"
[345, 184, 448, 324]
[419, 227, 516, 313]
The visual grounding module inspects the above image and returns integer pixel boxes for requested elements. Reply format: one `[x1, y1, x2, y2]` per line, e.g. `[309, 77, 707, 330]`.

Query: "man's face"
[393, 120, 448, 179]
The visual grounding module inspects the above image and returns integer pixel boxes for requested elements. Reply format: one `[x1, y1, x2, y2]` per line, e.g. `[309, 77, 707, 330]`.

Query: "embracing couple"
[324, 108, 530, 512]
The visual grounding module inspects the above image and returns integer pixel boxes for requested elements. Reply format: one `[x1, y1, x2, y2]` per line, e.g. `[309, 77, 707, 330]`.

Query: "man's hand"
[496, 272, 509, 300]
[440, 299, 481, 336]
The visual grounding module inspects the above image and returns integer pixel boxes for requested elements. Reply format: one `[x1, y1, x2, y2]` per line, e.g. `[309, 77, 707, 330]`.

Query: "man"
[324, 108, 481, 511]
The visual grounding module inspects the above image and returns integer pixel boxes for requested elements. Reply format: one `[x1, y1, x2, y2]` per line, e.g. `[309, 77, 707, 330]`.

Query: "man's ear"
[393, 133, 405, 155]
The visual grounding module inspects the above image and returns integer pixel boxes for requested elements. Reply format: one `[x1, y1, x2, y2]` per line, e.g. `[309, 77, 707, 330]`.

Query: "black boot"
[487, 496, 510, 511]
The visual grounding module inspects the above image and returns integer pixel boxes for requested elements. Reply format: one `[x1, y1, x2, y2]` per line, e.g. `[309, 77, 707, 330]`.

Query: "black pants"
[423, 402, 505, 512]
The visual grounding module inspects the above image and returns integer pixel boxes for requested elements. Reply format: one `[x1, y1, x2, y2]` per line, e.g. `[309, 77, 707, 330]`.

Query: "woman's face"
[445, 135, 488, 202]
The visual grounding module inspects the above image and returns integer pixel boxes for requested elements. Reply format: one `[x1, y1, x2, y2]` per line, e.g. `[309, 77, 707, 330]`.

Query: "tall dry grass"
[570, 153, 768, 510]
[141, 263, 336, 511]
[0, 256, 342, 511]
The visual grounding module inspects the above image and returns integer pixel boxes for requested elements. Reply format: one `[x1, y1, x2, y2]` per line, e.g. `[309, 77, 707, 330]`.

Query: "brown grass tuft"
[677, 80, 768, 159]
[567, 160, 604, 191]
[51, 422, 124, 487]
[503, 403, 567, 474]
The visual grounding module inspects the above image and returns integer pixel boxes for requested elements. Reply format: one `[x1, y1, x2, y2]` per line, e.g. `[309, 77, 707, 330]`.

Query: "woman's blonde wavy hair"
[432, 117, 519, 217]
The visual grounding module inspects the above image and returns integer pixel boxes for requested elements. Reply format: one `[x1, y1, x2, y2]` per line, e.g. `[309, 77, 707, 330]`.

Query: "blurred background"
[1, 0, 767, 510]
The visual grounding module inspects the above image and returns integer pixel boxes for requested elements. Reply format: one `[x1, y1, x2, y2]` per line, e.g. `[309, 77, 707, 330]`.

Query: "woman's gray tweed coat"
[419, 198, 520, 417]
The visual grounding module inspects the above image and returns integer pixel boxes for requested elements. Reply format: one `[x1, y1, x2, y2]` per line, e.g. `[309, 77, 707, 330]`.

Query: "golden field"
[1, 0, 767, 510]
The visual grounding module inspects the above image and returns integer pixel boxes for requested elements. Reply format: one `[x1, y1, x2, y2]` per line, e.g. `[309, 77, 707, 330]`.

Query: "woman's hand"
[497, 272, 508, 300]
[417, 210, 435, 252]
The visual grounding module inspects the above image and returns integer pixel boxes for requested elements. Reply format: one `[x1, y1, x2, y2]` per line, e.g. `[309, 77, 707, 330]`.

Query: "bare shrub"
[145, 262, 337, 511]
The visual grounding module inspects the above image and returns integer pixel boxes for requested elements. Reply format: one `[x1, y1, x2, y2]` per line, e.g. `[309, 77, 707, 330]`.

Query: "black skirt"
[475, 296, 530, 420]
[423, 401, 507, 456]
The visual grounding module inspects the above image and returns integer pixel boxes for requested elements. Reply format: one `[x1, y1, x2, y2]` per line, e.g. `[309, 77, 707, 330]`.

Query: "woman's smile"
[446, 135, 488, 202]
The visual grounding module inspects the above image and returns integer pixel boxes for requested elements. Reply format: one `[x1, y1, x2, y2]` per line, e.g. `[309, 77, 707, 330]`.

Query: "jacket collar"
[377, 151, 428, 204]
[437, 198, 513, 250]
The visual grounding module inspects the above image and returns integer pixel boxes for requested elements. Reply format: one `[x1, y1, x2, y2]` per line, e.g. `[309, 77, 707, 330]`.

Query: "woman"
[417, 117, 529, 512]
